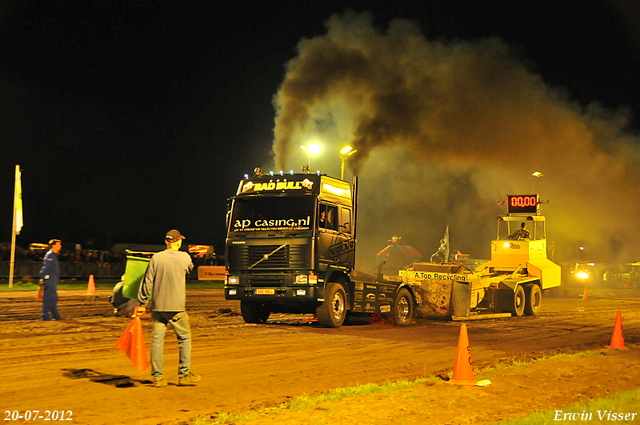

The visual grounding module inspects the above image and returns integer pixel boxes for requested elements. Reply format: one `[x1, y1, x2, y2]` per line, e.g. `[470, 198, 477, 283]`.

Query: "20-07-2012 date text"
[5, 410, 72, 422]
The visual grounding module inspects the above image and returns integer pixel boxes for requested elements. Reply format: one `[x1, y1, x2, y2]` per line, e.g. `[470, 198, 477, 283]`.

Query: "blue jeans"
[151, 311, 192, 380]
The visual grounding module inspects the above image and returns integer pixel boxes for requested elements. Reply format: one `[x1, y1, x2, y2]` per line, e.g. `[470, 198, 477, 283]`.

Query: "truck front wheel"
[524, 284, 542, 316]
[240, 301, 270, 324]
[498, 286, 525, 317]
[316, 282, 347, 328]
[392, 288, 414, 326]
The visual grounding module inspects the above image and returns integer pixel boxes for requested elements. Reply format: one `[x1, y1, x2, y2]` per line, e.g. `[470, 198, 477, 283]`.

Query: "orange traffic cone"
[86, 274, 96, 296]
[36, 285, 43, 300]
[582, 286, 588, 299]
[446, 323, 478, 386]
[606, 311, 627, 350]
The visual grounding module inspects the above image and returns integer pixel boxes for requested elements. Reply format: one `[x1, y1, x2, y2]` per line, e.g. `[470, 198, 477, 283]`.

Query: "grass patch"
[491, 387, 640, 425]
[286, 378, 435, 408]
[0, 278, 120, 291]
[485, 351, 599, 373]
[187, 281, 225, 290]
[196, 377, 440, 425]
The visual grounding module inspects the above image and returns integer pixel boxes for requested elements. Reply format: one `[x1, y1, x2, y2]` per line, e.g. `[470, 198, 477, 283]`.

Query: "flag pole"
[444, 224, 450, 264]
[9, 165, 21, 288]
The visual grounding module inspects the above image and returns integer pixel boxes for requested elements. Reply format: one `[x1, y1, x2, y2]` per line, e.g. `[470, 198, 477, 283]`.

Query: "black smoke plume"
[272, 12, 640, 270]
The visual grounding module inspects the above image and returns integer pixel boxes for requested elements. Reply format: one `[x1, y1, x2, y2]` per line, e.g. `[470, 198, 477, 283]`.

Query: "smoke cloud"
[272, 11, 640, 270]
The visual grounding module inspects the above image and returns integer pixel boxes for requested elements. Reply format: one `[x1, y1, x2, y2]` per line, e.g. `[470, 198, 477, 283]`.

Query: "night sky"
[1, 0, 639, 261]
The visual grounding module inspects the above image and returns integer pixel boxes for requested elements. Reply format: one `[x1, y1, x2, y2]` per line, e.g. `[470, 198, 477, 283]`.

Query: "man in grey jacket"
[137, 229, 199, 387]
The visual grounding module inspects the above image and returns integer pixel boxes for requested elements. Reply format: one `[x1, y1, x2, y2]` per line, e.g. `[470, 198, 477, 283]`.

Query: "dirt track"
[1, 287, 639, 425]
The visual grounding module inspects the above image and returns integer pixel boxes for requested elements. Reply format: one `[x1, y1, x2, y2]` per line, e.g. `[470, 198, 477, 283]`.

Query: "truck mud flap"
[450, 281, 471, 318]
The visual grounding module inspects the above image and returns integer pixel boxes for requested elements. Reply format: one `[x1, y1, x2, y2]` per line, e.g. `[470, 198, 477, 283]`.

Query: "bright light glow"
[577, 272, 589, 279]
[301, 143, 322, 168]
[503, 242, 511, 248]
[532, 171, 544, 177]
[339, 146, 357, 179]
[322, 183, 351, 199]
[340, 145, 355, 155]
[308, 143, 321, 155]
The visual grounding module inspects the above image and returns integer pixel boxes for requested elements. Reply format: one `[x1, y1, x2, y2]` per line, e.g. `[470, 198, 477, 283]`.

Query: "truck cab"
[488, 216, 550, 270]
[476, 195, 561, 315]
[481, 195, 560, 287]
[224, 171, 357, 325]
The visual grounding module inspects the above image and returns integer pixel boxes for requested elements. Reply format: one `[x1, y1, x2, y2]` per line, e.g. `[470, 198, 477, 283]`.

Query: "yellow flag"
[15, 166, 23, 235]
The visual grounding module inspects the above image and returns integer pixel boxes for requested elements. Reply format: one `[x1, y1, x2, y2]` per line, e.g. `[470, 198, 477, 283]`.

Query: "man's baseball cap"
[165, 229, 185, 242]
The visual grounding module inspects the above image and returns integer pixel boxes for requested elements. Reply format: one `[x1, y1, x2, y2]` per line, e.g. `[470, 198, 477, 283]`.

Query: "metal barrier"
[0, 261, 126, 279]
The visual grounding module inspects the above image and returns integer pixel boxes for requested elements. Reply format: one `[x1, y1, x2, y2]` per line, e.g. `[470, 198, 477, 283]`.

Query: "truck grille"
[229, 244, 310, 270]
[248, 275, 285, 286]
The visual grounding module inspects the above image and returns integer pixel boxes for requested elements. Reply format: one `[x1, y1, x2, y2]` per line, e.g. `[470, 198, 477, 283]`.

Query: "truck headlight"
[577, 272, 589, 279]
[227, 275, 239, 285]
[295, 274, 308, 284]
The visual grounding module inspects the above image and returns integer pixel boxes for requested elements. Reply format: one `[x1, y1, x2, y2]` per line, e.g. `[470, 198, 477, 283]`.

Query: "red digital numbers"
[510, 196, 537, 207]
[508, 195, 538, 214]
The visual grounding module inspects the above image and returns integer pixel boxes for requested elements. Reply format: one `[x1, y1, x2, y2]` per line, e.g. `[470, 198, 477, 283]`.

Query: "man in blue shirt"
[137, 229, 199, 387]
[39, 239, 62, 321]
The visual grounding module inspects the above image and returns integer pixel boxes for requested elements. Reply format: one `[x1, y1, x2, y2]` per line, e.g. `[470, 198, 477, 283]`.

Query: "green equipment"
[122, 252, 153, 300]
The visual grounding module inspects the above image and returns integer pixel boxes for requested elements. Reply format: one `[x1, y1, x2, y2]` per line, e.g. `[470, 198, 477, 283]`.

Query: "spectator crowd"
[0, 244, 220, 280]
[0, 245, 128, 279]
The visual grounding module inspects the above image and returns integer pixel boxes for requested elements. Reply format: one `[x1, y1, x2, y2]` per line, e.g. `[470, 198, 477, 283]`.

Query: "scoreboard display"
[507, 195, 539, 215]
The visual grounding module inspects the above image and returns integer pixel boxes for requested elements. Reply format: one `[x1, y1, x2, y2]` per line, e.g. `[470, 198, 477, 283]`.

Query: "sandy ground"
[0, 286, 638, 425]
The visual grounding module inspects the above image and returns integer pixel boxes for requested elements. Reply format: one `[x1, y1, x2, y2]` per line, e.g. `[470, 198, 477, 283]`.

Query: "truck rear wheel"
[498, 286, 525, 317]
[240, 301, 270, 324]
[316, 282, 347, 328]
[524, 284, 542, 316]
[392, 288, 414, 326]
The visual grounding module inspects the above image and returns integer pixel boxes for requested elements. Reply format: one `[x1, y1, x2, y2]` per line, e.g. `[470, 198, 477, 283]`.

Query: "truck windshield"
[230, 197, 314, 233]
